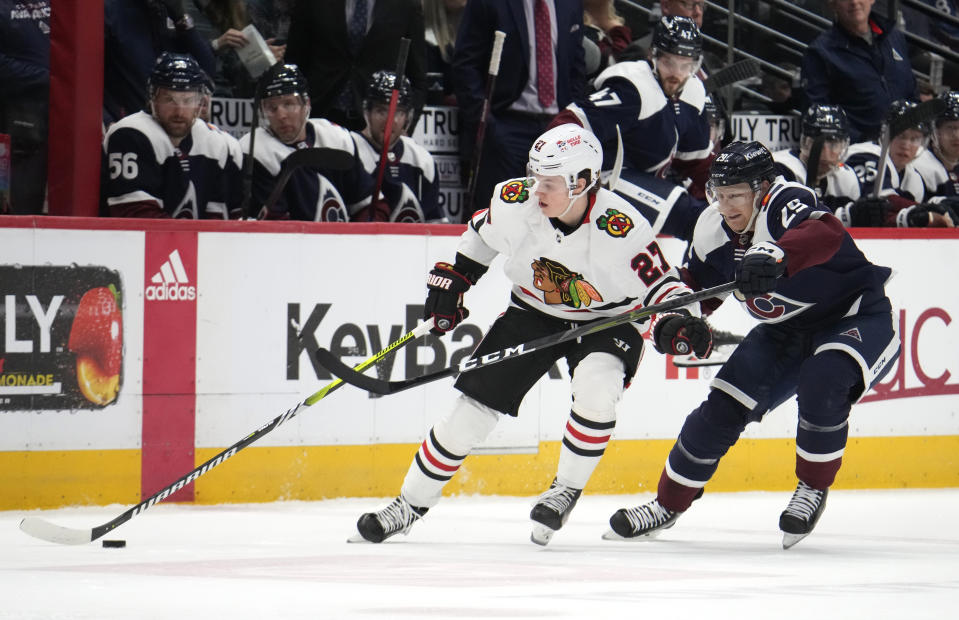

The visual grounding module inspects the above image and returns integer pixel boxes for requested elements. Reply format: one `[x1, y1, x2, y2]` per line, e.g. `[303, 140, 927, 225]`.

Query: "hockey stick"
[871, 98, 946, 198]
[606, 124, 624, 192]
[672, 327, 743, 368]
[238, 85, 263, 218]
[703, 59, 760, 95]
[316, 281, 738, 395]
[372, 37, 411, 208]
[19, 321, 434, 545]
[463, 30, 506, 221]
[805, 135, 825, 189]
[262, 147, 355, 213]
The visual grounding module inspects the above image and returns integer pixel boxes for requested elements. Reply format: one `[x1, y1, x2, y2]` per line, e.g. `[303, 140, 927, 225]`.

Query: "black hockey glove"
[736, 241, 787, 298]
[897, 199, 958, 228]
[424, 262, 474, 334]
[653, 313, 713, 358]
[844, 196, 891, 227]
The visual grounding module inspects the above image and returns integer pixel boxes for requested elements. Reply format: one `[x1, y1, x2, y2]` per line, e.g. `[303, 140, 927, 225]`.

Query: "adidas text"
[145, 283, 196, 301]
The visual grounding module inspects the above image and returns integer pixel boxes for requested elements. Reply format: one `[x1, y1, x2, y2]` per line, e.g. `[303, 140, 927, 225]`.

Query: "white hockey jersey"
[843, 141, 926, 202]
[912, 147, 959, 199]
[772, 148, 861, 209]
[458, 178, 697, 327]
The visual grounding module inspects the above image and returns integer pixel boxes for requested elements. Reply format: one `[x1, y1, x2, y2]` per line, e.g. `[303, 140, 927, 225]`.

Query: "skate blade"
[530, 524, 556, 546]
[601, 528, 665, 541]
[781, 531, 810, 549]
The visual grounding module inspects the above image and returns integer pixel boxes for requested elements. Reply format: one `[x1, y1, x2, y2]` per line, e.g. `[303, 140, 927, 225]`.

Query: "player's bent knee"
[570, 352, 625, 422]
[797, 350, 862, 417]
[432, 394, 501, 456]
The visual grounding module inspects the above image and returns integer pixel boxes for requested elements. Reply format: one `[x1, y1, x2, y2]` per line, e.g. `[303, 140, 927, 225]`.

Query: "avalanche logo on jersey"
[531, 257, 602, 309]
[735, 290, 813, 323]
[500, 179, 530, 203]
[595, 208, 633, 238]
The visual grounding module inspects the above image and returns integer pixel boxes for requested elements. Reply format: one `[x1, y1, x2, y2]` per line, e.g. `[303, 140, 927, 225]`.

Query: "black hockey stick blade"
[262, 147, 355, 212]
[19, 320, 433, 545]
[703, 59, 760, 94]
[316, 281, 738, 395]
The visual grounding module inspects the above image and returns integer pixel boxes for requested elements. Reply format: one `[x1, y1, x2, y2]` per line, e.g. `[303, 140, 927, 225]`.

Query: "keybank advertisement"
[0, 226, 955, 453]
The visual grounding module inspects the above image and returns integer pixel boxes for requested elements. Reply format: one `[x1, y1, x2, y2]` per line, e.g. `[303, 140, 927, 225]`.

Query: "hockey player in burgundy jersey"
[552, 16, 712, 240]
[351, 71, 441, 222]
[102, 52, 244, 218]
[605, 141, 900, 549]
[239, 63, 374, 221]
[772, 104, 860, 211]
[353, 124, 712, 546]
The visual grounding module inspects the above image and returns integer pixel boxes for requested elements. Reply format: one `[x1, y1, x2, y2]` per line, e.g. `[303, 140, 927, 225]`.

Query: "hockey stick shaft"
[372, 38, 411, 205]
[239, 88, 262, 217]
[316, 281, 738, 395]
[19, 321, 434, 545]
[703, 59, 760, 94]
[463, 30, 506, 221]
[805, 135, 825, 189]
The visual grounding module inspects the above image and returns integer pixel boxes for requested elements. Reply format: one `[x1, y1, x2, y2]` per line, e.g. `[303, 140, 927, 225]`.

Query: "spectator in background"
[621, 0, 705, 61]
[103, 0, 216, 126]
[285, 0, 427, 132]
[186, 0, 261, 99]
[801, 0, 917, 143]
[351, 71, 442, 222]
[582, 0, 632, 81]
[245, 0, 292, 46]
[239, 63, 376, 221]
[453, 0, 585, 220]
[0, 0, 50, 215]
[102, 52, 244, 218]
[423, 0, 466, 105]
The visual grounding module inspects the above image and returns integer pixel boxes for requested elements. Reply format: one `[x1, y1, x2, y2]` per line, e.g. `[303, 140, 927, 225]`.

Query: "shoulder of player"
[764, 180, 819, 207]
[690, 204, 731, 259]
[104, 111, 173, 163]
[677, 75, 706, 111]
[398, 136, 435, 168]
[593, 60, 663, 117]
[844, 141, 879, 160]
[190, 118, 243, 164]
[307, 118, 355, 153]
[589, 188, 656, 240]
[241, 128, 289, 176]
[772, 149, 804, 181]
[349, 130, 378, 171]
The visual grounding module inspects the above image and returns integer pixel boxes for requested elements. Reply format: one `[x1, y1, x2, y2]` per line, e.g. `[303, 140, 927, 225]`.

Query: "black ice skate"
[530, 479, 582, 546]
[603, 499, 680, 540]
[350, 496, 428, 543]
[779, 480, 828, 549]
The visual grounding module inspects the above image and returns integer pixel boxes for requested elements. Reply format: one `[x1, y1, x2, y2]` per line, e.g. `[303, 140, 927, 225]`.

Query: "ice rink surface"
[2, 489, 958, 619]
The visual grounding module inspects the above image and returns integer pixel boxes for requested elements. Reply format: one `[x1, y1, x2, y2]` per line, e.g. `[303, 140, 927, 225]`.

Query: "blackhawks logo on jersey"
[596, 208, 633, 237]
[500, 179, 530, 203]
[531, 257, 603, 309]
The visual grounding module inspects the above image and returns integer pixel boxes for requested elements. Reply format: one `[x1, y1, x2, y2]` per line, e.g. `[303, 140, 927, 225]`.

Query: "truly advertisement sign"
[0, 265, 123, 410]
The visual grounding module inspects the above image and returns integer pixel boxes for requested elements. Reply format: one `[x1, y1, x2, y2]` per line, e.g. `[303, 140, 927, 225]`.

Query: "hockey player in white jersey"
[351, 71, 441, 222]
[840, 100, 956, 227]
[239, 63, 375, 221]
[772, 104, 860, 210]
[102, 52, 244, 218]
[352, 124, 712, 545]
[553, 15, 713, 240]
[912, 90, 959, 201]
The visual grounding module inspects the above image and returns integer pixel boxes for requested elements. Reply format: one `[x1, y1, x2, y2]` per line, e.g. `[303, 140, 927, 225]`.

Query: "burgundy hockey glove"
[736, 241, 787, 298]
[653, 313, 713, 358]
[424, 262, 473, 334]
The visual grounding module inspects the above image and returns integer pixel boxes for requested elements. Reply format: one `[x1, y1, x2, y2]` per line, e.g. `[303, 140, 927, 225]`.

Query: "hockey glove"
[736, 241, 787, 298]
[843, 196, 890, 227]
[424, 262, 474, 334]
[897, 199, 958, 228]
[653, 313, 713, 358]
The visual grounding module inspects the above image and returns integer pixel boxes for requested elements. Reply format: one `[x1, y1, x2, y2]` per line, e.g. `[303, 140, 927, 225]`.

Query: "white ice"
[2, 489, 958, 619]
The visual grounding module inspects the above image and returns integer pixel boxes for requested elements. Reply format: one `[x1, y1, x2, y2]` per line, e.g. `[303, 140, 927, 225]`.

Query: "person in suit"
[453, 0, 586, 221]
[284, 0, 427, 132]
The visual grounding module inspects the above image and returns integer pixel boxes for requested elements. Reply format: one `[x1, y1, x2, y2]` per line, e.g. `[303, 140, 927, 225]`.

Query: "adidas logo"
[145, 249, 196, 301]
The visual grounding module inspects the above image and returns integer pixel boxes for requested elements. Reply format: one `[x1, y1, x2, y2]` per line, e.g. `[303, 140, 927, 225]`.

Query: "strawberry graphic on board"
[68, 285, 123, 405]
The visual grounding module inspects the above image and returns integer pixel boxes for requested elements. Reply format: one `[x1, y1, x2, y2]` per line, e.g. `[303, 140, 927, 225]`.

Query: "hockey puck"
[102, 539, 126, 548]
